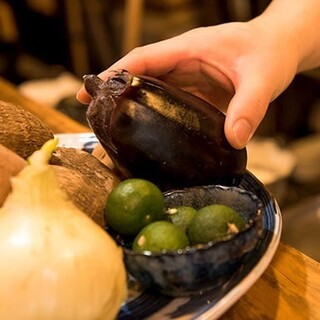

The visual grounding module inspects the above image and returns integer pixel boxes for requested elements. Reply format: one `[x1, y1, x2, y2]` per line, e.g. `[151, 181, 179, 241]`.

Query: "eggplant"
[84, 69, 247, 191]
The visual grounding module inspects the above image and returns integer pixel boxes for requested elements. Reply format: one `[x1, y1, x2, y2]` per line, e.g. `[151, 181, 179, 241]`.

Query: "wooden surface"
[1, 77, 320, 319]
[0, 78, 90, 134]
[222, 242, 320, 320]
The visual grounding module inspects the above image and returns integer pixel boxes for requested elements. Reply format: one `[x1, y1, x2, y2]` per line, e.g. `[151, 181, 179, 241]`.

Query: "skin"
[77, 0, 320, 149]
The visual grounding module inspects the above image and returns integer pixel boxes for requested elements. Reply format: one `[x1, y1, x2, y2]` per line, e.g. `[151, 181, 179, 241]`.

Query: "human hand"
[77, 20, 299, 149]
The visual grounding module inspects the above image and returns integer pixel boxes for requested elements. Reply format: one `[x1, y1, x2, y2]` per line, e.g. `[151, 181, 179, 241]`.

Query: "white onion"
[0, 139, 127, 319]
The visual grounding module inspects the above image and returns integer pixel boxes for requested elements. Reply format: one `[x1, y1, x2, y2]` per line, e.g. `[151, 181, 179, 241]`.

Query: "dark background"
[1, 0, 318, 141]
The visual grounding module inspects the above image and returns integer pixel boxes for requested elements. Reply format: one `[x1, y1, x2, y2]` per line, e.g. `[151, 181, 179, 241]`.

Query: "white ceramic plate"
[55, 133, 282, 320]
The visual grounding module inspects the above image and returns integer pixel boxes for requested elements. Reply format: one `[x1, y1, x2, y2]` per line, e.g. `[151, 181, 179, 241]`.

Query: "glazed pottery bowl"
[111, 184, 263, 297]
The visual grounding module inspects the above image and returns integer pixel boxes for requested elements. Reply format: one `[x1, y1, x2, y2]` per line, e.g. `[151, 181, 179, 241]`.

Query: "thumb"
[224, 81, 271, 149]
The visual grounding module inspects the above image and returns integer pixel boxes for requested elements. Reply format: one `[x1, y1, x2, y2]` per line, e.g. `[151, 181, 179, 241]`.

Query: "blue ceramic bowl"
[112, 185, 263, 297]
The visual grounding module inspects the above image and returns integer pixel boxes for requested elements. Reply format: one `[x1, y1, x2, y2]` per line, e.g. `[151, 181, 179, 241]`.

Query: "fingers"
[77, 32, 204, 103]
[76, 88, 92, 104]
[108, 29, 205, 77]
[76, 35, 193, 104]
[106, 42, 183, 76]
[224, 79, 271, 149]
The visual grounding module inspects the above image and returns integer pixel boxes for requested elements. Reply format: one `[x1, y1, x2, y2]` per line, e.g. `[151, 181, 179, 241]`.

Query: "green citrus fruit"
[167, 206, 197, 232]
[132, 221, 190, 252]
[187, 204, 245, 245]
[105, 178, 165, 235]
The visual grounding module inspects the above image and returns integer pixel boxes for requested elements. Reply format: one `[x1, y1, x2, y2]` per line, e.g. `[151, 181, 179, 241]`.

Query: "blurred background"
[0, 0, 319, 260]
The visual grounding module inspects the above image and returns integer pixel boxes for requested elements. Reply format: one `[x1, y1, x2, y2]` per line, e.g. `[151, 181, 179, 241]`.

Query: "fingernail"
[76, 89, 90, 104]
[232, 119, 252, 148]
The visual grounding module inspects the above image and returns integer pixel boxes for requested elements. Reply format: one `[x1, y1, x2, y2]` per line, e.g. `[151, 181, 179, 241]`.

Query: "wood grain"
[0, 78, 90, 134]
[221, 242, 320, 319]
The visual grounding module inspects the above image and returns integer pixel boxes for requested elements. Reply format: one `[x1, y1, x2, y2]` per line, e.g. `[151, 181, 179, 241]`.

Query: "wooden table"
[1, 77, 319, 319]
[0, 77, 90, 134]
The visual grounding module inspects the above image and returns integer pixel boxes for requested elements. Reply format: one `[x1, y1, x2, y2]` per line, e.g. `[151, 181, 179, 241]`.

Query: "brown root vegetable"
[51, 146, 120, 186]
[0, 100, 54, 159]
[0, 144, 26, 206]
[52, 166, 107, 227]
[50, 146, 121, 227]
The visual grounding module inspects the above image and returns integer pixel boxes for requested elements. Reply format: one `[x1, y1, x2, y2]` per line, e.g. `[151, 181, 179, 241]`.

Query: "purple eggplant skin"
[84, 70, 247, 191]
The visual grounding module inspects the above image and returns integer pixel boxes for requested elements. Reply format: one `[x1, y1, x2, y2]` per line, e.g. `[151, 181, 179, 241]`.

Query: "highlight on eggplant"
[84, 69, 247, 191]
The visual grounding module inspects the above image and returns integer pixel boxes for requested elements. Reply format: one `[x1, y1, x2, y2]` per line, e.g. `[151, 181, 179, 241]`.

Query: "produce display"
[122, 184, 263, 296]
[0, 71, 260, 314]
[0, 100, 119, 227]
[105, 178, 245, 252]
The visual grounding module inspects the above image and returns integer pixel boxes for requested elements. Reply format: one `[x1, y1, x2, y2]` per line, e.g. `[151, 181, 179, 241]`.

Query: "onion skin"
[85, 70, 247, 191]
[0, 139, 127, 320]
[50, 146, 121, 227]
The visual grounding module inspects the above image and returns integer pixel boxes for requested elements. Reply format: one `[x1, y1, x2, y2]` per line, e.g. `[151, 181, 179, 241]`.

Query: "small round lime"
[132, 221, 189, 252]
[167, 206, 197, 232]
[105, 178, 165, 235]
[187, 204, 245, 245]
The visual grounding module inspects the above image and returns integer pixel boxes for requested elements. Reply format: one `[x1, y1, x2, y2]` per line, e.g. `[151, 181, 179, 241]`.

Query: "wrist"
[256, 0, 320, 73]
